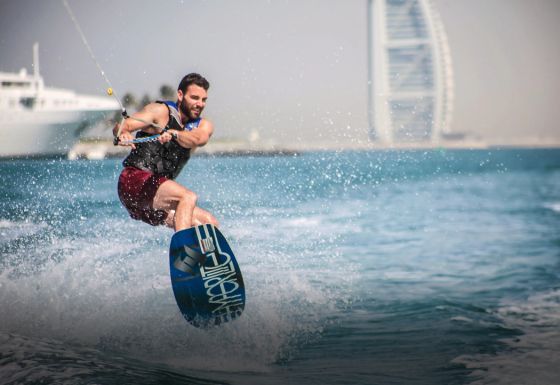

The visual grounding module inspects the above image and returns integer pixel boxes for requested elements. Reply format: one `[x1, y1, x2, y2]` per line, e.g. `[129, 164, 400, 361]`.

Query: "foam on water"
[0, 200, 355, 376]
[0, 219, 47, 242]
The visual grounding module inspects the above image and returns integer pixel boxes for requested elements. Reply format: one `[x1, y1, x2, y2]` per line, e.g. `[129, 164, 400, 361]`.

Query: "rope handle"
[115, 134, 162, 145]
[115, 129, 177, 145]
[113, 109, 169, 145]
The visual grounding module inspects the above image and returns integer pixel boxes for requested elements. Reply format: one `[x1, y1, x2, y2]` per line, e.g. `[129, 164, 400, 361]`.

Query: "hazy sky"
[1, 0, 559, 145]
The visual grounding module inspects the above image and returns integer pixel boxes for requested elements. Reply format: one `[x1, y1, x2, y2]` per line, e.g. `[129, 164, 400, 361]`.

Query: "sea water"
[0, 149, 559, 385]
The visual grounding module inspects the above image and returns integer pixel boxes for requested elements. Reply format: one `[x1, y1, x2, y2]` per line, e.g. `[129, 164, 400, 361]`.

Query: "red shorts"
[117, 166, 169, 226]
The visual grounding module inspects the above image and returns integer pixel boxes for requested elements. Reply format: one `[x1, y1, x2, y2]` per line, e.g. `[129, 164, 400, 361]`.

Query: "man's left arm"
[165, 119, 213, 149]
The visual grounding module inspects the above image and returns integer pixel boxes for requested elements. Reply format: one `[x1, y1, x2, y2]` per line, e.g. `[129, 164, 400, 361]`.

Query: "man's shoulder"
[144, 102, 169, 118]
[197, 118, 212, 128]
[197, 118, 214, 136]
[156, 100, 178, 110]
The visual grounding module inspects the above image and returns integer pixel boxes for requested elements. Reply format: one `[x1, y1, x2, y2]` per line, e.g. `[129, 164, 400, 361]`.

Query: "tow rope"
[61, 0, 164, 145]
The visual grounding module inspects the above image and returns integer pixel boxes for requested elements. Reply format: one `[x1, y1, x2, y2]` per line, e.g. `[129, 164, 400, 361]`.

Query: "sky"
[1, 0, 559, 146]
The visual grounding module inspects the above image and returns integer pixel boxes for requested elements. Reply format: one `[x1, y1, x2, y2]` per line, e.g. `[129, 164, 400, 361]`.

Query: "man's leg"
[152, 180, 197, 232]
[153, 180, 220, 231]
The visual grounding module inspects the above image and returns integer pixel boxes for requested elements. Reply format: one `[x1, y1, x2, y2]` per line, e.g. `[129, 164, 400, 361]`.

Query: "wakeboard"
[169, 224, 245, 327]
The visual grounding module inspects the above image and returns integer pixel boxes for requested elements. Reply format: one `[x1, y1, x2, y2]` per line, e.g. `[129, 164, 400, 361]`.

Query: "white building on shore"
[367, 0, 454, 145]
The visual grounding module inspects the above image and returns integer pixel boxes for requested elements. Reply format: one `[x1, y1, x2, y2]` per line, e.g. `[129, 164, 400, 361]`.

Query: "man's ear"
[177, 89, 184, 102]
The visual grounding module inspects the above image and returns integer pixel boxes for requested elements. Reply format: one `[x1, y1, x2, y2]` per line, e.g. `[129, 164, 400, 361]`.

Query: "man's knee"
[179, 189, 197, 206]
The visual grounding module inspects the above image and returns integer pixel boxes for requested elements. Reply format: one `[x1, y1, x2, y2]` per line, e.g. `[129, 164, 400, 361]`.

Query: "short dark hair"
[177, 73, 210, 93]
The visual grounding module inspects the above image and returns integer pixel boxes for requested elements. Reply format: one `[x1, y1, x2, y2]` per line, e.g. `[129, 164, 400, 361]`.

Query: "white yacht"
[0, 43, 119, 158]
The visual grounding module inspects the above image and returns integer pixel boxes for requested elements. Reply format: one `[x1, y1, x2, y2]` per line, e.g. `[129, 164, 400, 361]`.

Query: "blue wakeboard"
[169, 224, 245, 327]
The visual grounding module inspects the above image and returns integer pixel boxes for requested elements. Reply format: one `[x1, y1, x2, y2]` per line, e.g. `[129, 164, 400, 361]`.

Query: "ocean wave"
[543, 202, 560, 213]
[0, 331, 220, 385]
[453, 289, 560, 385]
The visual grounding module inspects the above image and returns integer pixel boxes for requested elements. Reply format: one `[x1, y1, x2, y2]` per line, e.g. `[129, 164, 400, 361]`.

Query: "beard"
[179, 98, 192, 120]
[179, 98, 201, 121]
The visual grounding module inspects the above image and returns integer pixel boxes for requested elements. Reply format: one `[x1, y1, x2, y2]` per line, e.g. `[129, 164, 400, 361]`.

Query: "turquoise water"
[1, 149, 559, 384]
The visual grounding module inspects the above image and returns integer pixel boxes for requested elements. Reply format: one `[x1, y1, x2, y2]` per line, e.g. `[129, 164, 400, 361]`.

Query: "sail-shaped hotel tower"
[367, 0, 454, 145]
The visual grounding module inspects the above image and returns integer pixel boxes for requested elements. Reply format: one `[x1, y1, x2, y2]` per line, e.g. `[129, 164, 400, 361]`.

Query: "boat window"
[20, 97, 36, 109]
[2, 81, 31, 88]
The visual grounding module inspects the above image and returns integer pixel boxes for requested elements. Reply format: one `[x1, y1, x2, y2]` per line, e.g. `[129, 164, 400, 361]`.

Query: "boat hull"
[0, 109, 114, 158]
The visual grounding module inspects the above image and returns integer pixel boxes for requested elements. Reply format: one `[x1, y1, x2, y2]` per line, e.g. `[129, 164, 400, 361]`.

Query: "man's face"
[178, 84, 207, 120]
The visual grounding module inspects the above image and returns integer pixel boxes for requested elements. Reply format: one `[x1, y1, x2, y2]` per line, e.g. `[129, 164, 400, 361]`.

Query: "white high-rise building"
[367, 0, 454, 144]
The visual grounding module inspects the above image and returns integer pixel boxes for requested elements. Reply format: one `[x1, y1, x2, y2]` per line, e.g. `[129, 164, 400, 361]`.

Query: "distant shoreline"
[1, 140, 559, 160]
[69, 138, 560, 159]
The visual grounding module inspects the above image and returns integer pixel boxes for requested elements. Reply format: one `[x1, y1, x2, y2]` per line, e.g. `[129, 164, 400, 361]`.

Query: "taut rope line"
[61, 0, 164, 145]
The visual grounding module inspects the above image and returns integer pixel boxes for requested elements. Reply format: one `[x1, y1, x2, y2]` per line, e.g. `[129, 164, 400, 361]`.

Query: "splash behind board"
[169, 224, 245, 327]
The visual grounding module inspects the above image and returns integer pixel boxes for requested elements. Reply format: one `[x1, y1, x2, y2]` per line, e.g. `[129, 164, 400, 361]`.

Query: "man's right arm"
[114, 103, 168, 148]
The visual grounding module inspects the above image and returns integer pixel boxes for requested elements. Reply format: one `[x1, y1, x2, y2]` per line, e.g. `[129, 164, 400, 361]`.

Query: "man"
[114, 73, 218, 232]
